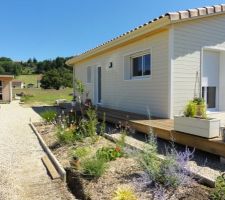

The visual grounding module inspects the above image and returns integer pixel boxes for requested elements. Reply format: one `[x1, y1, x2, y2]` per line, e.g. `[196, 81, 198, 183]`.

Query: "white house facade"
[67, 4, 225, 119]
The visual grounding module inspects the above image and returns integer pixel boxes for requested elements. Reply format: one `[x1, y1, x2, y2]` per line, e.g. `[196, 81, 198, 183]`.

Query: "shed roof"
[0, 75, 14, 78]
[67, 4, 225, 65]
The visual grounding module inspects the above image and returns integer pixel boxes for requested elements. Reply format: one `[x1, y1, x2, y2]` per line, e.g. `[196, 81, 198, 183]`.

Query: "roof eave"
[66, 16, 171, 66]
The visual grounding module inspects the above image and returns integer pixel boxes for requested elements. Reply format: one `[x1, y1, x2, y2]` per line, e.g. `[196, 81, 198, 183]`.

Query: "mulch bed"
[34, 122, 213, 200]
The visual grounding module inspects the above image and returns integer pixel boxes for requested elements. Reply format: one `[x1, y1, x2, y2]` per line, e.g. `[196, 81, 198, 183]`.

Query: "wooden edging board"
[103, 133, 215, 188]
[30, 122, 66, 182]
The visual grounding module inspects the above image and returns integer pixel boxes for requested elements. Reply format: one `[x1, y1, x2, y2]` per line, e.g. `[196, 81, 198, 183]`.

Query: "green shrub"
[85, 108, 98, 140]
[138, 136, 161, 182]
[99, 112, 106, 136]
[40, 109, 57, 122]
[72, 146, 91, 158]
[112, 186, 137, 200]
[56, 126, 83, 144]
[96, 147, 123, 162]
[56, 128, 75, 144]
[183, 101, 196, 117]
[116, 131, 126, 151]
[210, 174, 225, 200]
[81, 157, 107, 178]
[138, 134, 193, 188]
[21, 94, 34, 103]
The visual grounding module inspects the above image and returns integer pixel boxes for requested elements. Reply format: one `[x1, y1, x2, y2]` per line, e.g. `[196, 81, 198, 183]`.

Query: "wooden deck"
[97, 106, 225, 158]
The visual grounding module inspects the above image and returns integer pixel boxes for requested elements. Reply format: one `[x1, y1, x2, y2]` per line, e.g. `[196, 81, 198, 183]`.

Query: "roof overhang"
[66, 4, 225, 66]
[0, 75, 14, 79]
[66, 17, 171, 65]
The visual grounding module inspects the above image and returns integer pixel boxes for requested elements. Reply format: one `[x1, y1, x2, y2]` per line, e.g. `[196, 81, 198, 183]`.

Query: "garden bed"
[34, 122, 213, 200]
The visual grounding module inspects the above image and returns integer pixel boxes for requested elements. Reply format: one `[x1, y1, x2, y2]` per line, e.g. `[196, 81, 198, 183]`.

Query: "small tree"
[40, 69, 62, 89]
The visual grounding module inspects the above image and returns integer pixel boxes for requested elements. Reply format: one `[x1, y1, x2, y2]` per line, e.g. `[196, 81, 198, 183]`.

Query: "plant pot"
[174, 116, 220, 138]
[195, 104, 206, 117]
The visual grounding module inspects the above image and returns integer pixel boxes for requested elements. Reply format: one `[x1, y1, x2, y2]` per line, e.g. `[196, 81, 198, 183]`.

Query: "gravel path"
[0, 101, 74, 200]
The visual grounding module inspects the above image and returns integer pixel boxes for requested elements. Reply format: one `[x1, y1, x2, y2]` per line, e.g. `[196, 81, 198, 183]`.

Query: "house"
[67, 4, 225, 119]
[0, 75, 14, 102]
[12, 80, 24, 88]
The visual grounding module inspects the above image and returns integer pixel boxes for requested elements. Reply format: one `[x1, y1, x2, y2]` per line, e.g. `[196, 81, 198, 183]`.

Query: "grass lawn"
[15, 74, 41, 86]
[13, 88, 73, 105]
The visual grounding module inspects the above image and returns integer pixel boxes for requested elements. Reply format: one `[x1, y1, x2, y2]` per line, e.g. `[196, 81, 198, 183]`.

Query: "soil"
[35, 122, 213, 200]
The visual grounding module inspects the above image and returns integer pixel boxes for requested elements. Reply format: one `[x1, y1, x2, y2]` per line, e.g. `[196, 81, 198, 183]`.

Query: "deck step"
[41, 155, 60, 180]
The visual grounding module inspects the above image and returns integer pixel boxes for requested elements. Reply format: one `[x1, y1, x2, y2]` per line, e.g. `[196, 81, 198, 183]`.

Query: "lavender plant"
[159, 146, 194, 187]
[153, 184, 167, 200]
[138, 134, 195, 189]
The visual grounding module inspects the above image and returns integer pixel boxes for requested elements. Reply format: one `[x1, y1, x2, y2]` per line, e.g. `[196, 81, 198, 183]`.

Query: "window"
[87, 66, 92, 83]
[132, 53, 151, 78]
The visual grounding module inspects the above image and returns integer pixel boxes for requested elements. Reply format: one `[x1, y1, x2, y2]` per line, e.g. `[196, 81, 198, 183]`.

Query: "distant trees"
[0, 58, 23, 76]
[0, 56, 73, 89]
[0, 56, 72, 76]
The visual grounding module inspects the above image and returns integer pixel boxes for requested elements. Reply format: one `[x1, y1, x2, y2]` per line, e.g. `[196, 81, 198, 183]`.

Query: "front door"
[0, 81, 3, 100]
[94, 66, 102, 104]
[202, 50, 219, 111]
[97, 67, 102, 103]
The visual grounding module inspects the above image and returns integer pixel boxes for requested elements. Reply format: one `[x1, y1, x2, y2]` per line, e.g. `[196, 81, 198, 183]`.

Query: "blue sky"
[1, 0, 225, 61]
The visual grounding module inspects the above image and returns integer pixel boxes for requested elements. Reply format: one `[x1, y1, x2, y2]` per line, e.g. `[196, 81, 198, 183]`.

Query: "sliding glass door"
[202, 86, 217, 109]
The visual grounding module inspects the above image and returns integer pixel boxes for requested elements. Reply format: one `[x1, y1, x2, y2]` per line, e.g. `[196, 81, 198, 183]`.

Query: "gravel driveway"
[0, 101, 74, 200]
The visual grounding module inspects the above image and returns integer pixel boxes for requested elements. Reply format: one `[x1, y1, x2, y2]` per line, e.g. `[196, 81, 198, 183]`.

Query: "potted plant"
[174, 98, 220, 138]
[193, 97, 206, 118]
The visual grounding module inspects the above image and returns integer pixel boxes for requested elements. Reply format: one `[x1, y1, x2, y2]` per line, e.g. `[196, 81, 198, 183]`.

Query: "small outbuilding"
[0, 75, 14, 103]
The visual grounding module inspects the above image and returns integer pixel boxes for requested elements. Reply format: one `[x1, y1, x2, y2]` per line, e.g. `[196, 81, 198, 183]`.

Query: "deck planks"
[97, 106, 225, 158]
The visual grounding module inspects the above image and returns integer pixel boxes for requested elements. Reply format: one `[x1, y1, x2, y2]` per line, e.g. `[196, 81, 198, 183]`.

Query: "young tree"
[40, 69, 62, 90]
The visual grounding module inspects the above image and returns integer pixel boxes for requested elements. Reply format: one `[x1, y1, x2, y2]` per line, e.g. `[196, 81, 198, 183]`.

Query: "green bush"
[183, 101, 196, 117]
[85, 108, 98, 140]
[138, 134, 192, 188]
[96, 147, 123, 162]
[211, 174, 225, 200]
[40, 109, 57, 122]
[56, 126, 83, 144]
[56, 128, 75, 144]
[138, 136, 161, 182]
[72, 146, 91, 158]
[116, 131, 126, 151]
[81, 157, 107, 178]
[21, 94, 34, 103]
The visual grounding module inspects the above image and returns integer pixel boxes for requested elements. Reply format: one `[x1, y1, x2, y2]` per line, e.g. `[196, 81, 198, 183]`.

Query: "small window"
[132, 53, 151, 78]
[0, 81, 2, 87]
[87, 66, 92, 83]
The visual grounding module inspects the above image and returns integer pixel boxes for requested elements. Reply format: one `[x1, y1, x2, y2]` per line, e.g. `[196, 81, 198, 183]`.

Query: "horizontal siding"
[173, 14, 225, 115]
[74, 31, 169, 118]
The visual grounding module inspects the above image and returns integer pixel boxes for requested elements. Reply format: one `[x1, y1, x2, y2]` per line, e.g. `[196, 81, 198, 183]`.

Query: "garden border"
[29, 120, 216, 187]
[103, 133, 216, 188]
[30, 122, 66, 182]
